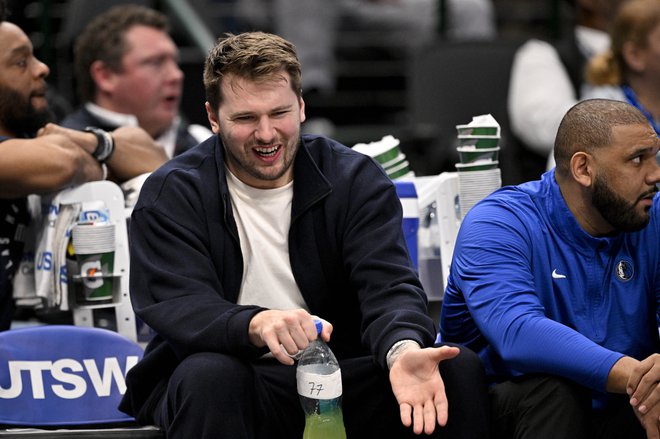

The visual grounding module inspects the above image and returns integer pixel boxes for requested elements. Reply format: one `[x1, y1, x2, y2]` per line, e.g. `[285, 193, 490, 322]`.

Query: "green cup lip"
[457, 149, 500, 164]
[457, 137, 499, 149]
[380, 152, 407, 169]
[388, 167, 412, 179]
[456, 146, 500, 152]
[456, 134, 500, 139]
[352, 136, 401, 164]
[455, 125, 500, 136]
[387, 160, 410, 179]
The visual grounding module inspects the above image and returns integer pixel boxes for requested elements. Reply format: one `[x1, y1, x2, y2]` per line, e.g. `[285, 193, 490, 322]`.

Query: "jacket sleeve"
[450, 198, 622, 392]
[129, 172, 266, 361]
[336, 157, 437, 368]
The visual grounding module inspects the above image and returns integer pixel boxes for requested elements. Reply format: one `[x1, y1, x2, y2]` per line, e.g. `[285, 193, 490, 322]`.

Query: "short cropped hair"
[74, 4, 170, 103]
[554, 99, 648, 176]
[203, 32, 302, 112]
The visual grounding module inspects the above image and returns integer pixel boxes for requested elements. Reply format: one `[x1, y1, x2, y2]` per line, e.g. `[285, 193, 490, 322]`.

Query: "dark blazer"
[61, 107, 199, 157]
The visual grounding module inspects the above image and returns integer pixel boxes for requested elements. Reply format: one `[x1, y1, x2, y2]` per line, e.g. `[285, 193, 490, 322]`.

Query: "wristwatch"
[84, 126, 115, 163]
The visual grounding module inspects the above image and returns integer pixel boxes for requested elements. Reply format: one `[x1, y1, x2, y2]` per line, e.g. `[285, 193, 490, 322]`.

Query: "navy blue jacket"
[120, 134, 435, 419]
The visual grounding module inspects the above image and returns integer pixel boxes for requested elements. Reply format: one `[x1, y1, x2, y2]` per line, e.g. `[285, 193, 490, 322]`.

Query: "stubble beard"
[220, 131, 300, 185]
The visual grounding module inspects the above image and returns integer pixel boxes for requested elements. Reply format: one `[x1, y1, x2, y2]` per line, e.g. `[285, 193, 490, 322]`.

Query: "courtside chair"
[0, 325, 163, 437]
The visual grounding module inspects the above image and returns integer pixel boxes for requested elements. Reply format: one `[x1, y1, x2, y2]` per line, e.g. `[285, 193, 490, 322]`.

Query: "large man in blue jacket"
[441, 99, 660, 438]
[119, 31, 489, 438]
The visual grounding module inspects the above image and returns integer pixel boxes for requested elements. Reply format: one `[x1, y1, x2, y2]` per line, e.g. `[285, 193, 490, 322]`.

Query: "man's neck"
[557, 175, 614, 237]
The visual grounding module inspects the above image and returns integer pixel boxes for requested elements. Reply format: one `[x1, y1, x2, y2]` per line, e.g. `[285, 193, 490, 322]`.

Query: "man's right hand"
[633, 403, 660, 439]
[247, 309, 332, 365]
[627, 354, 660, 438]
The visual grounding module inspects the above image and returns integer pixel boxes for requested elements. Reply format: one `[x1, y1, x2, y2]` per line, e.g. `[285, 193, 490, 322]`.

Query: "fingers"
[399, 399, 446, 435]
[313, 316, 333, 342]
[424, 345, 460, 364]
[248, 310, 333, 365]
[423, 400, 437, 435]
[399, 403, 412, 428]
[435, 393, 449, 427]
[629, 356, 656, 395]
[436, 345, 460, 361]
[412, 403, 425, 435]
[632, 398, 660, 438]
[641, 415, 660, 439]
[635, 382, 660, 414]
[630, 355, 660, 413]
[264, 317, 310, 365]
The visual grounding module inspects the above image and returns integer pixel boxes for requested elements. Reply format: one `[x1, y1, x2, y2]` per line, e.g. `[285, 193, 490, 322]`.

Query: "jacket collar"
[291, 136, 333, 221]
[545, 170, 619, 252]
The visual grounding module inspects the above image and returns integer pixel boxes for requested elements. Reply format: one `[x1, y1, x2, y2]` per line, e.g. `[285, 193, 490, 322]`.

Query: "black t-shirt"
[0, 135, 30, 330]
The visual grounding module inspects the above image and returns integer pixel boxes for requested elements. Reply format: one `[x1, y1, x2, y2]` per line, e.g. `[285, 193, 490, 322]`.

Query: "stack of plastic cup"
[71, 202, 116, 305]
[455, 114, 502, 218]
[352, 135, 414, 180]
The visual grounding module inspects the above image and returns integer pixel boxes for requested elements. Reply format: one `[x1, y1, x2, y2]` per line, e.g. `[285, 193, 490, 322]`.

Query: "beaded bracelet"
[84, 126, 115, 163]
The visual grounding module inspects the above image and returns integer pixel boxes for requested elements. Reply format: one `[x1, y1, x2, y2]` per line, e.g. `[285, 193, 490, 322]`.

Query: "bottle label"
[296, 368, 342, 400]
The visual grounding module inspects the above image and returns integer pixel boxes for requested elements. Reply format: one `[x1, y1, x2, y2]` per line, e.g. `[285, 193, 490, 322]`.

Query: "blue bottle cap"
[313, 319, 323, 335]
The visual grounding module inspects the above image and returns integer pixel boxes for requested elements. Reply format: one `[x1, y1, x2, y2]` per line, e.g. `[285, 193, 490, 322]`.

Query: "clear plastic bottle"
[296, 319, 347, 439]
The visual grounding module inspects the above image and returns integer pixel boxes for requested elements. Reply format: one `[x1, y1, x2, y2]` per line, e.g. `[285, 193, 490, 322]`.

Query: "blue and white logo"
[615, 260, 634, 282]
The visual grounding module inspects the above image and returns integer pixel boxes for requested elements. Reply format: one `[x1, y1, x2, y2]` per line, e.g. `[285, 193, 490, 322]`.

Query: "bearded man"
[441, 98, 660, 438]
[0, 0, 167, 330]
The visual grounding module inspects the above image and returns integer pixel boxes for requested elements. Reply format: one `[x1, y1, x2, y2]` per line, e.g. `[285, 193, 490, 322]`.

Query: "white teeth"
[255, 146, 277, 153]
[255, 146, 279, 156]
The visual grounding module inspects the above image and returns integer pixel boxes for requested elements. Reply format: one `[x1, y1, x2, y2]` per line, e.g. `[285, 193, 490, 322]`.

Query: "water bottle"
[296, 319, 347, 439]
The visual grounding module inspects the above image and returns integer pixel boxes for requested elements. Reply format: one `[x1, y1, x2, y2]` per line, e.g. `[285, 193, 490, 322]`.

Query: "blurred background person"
[508, 0, 626, 177]
[0, 0, 167, 330]
[61, 4, 212, 159]
[583, 0, 660, 137]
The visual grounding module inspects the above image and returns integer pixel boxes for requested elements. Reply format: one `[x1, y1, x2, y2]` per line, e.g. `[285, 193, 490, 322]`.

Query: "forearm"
[0, 135, 102, 197]
[485, 312, 623, 391]
[607, 356, 640, 393]
[105, 126, 168, 181]
[37, 123, 168, 183]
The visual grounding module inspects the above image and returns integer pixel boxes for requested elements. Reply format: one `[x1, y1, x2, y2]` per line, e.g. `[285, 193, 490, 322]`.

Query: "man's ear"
[90, 60, 117, 94]
[622, 40, 646, 73]
[570, 151, 594, 188]
[299, 96, 306, 124]
[205, 102, 220, 134]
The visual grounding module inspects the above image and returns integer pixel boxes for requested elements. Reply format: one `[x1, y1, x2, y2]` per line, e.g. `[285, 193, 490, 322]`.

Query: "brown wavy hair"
[586, 0, 660, 86]
[74, 5, 170, 103]
[203, 32, 302, 112]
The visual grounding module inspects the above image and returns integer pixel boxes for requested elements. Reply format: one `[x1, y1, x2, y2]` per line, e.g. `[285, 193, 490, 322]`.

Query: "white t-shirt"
[225, 168, 307, 311]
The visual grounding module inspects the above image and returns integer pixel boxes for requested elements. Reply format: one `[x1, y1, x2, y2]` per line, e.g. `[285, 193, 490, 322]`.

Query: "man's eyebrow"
[270, 104, 293, 112]
[627, 145, 660, 157]
[229, 105, 293, 119]
[8, 44, 31, 57]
